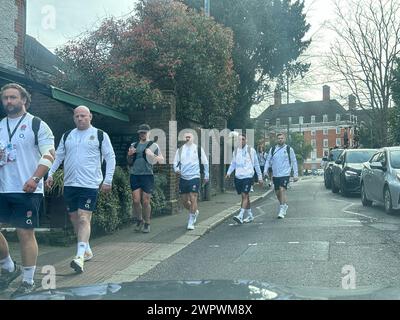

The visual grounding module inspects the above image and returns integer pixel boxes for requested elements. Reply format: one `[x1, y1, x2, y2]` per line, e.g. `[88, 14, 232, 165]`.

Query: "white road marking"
[342, 203, 378, 221]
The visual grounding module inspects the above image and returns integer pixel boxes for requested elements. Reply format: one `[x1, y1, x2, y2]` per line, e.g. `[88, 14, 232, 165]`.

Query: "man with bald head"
[46, 106, 116, 273]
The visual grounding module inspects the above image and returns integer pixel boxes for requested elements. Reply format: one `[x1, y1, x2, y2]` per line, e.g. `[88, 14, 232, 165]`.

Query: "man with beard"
[0, 83, 55, 297]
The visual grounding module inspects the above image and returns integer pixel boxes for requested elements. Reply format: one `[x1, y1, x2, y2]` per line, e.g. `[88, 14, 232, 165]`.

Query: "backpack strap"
[247, 145, 253, 166]
[62, 129, 73, 147]
[131, 141, 155, 164]
[32, 116, 41, 147]
[97, 129, 104, 164]
[177, 145, 183, 170]
[198, 145, 204, 174]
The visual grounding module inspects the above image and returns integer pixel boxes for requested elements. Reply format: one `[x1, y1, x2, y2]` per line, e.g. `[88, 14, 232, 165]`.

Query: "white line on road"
[342, 203, 378, 221]
[288, 242, 300, 244]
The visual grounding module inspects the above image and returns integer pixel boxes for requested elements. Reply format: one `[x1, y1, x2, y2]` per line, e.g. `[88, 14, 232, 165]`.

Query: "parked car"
[331, 148, 376, 196]
[323, 148, 344, 189]
[360, 147, 400, 214]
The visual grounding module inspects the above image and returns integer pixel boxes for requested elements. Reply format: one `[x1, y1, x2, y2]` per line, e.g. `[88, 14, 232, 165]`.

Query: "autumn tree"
[56, 0, 238, 127]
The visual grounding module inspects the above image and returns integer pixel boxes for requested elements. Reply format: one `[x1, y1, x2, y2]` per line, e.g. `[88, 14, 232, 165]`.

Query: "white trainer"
[84, 250, 93, 262]
[277, 206, 285, 219]
[243, 215, 254, 223]
[193, 210, 199, 224]
[70, 256, 84, 273]
[233, 214, 243, 224]
[187, 214, 195, 230]
[283, 204, 289, 216]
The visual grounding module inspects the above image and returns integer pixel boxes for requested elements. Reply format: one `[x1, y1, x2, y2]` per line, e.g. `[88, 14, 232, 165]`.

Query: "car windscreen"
[390, 150, 400, 169]
[346, 151, 375, 163]
[330, 149, 343, 161]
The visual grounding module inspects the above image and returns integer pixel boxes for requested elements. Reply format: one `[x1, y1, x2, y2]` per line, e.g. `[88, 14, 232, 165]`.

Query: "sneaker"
[243, 215, 254, 223]
[187, 214, 195, 230]
[84, 250, 93, 262]
[283, 204, 289, 216]
[277, 207, 285, 219]
[134, 219, 144, 232]
[193, 210, 199, 224]
[70, 256, 84, 273]
[10, 281, 36, 299]
[250, 186, 254, 192]
[142, 223, 150, 233]
[233, 214, 243, 224]
[0, 263, 22, 290]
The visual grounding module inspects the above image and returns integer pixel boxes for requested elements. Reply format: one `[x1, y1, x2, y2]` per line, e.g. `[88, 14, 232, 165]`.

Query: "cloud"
[27, 0, 138, 51]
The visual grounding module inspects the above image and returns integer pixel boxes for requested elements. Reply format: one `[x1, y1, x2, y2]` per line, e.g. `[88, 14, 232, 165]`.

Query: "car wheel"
[324, 174, 331, 189]
[361, 182, 372, 207]
[331, 177, 339, 193]
[340, 176, 349, 197]
[384, 186, 394, 214]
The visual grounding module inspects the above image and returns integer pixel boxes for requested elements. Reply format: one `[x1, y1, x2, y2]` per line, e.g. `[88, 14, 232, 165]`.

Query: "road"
[139, 176, 400, 291]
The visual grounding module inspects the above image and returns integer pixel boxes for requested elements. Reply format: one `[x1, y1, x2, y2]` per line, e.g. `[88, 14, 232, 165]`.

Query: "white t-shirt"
[173, 143, 209, 180]
[49, 126, 116, 188]
[0, 113, 54, 194]
[227, 145, 262, 179]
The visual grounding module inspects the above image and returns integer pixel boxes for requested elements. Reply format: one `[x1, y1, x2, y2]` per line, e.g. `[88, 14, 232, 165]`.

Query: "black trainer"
[10, 281, 36, 299]
[0, 262, 22, 291]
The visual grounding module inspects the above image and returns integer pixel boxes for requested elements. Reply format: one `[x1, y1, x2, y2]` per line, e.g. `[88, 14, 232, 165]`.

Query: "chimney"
[322, 85, 330, 101]
[348, 94, 356, 110]
[274, 89, 281, 106]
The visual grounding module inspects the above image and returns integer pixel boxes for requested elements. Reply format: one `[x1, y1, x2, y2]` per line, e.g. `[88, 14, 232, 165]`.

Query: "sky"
[26, 0, 341, 117]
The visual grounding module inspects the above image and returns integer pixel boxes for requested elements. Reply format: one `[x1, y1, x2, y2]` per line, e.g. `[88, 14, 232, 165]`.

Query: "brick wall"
[14, 0, 26, 70]
[0, 0, 19, 68]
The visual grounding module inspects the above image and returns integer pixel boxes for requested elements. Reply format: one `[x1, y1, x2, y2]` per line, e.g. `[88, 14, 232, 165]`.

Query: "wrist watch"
[31, 176, 41, 184]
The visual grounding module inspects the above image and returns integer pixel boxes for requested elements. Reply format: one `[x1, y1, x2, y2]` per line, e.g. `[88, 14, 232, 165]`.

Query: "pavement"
[0, 184, 273, 299]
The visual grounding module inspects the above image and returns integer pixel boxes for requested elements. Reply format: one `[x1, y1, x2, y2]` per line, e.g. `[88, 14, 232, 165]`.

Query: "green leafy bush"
[92, 187, 121, 234]
[151, 173, 167, 216]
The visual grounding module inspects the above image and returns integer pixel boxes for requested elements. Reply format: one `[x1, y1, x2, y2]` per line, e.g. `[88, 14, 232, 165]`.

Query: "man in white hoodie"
[226, 134, 262, 224]
[264, 133, 298, 219]
[174, 132, 209, 230]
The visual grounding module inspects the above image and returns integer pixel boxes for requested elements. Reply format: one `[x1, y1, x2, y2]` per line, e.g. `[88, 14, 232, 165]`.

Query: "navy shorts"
[234, 178, 253, 195]
[179, 178, 200, 194]
[130, 175, 154, 194]
[0, 193, 43, 229]
[64, 187, 99, 213]
[273, 176, 290, 191]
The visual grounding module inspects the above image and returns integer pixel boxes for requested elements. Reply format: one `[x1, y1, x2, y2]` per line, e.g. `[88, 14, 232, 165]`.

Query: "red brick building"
[256, 85, 358, 170]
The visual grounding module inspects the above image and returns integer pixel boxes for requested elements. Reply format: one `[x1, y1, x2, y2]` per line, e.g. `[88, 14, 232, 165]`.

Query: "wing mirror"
[370, 161, 383, 170]
[335, 159, 342, 165]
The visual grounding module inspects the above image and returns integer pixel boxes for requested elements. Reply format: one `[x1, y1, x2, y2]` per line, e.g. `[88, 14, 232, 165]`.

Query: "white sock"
[86, 243, 92, 253]
[77, 242, 87, 257]
[22, 266, 36, 285]
[246, 209, 253, 217]
[238, 208, 245, 218]
[0, 255, 14, 272]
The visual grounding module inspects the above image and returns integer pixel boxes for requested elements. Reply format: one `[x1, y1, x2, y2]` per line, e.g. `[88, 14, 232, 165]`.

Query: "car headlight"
[345, 170, 358, 177]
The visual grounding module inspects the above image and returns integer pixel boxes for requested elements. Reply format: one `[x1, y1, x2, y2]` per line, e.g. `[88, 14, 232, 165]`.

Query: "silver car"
[360, 147, 400, 213]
